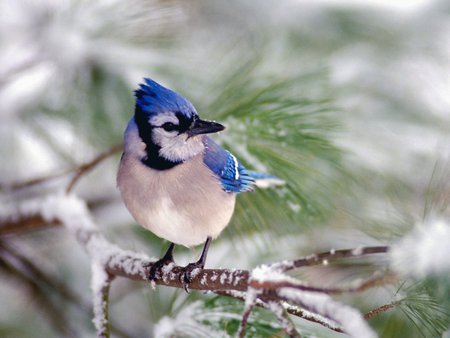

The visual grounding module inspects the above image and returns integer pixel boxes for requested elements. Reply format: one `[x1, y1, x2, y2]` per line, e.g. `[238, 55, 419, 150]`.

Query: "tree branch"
[364, 301, 400, 320]
[91, 262, 114, 338]
[1, 194, 393, 337]
[269, 246, 390, 272]
[0, 239, 134, 338]
[250, 272, 399, 295]
[0, 214, 61, 236]
[269, 301, 302, 338]
[215, 290, 344, 333]
[66, 144, 123, 193]
[0, 143, 122, 192]
[237, 287, 259, 338]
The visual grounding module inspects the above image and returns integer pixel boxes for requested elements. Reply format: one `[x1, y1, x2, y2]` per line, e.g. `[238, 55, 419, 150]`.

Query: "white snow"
[252, 264, 298, 284]
[251, 261, 376, 337]
[0, 193, 153, 279]
[390, 219, 450, 278]
[268, 301, 298, 336]
[279, 288, 377, 338]
[243, 287, 260, 310]
[0, 0, 185, 116]
[286, 303, 342, 331]
[90, 260, 110, 334]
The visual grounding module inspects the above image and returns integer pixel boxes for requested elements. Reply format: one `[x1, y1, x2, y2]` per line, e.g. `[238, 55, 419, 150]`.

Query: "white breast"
[117, 126, 236, 247]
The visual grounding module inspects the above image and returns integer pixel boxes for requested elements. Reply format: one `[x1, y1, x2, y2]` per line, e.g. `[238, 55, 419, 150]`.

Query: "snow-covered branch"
[0, 193, 393, 337]
[91, 261, 114, 338]
[269, 301, 302, 338]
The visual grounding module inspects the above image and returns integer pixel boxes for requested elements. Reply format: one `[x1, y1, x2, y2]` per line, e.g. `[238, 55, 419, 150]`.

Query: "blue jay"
[117, 78, 283, 288]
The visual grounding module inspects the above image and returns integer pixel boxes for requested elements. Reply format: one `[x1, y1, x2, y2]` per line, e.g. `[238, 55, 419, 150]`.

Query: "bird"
[117, 78, 284, 289]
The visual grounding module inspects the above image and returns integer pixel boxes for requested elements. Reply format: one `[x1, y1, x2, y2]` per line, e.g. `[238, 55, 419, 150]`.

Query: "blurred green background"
[0, 0, 449, 337]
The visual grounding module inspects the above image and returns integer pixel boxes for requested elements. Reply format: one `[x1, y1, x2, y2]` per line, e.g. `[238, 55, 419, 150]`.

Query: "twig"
[269, 246, 389, 272]
[269, 301, 302, 338]
[0, 214, 61, 236]
[215, 290, 344, 333]
[237, 287, 259, 338]
[364, 301, 400, 319]
[276, 288, 377, 338]
[66, 144, 123, 193]
[279, 301, 343, 333]
[91, 262, 115, 338]
[0, 144, 122, 236]
[0, 143, 122, 192]
[250, 272, 400, 295]
[0, 168, 73, 191]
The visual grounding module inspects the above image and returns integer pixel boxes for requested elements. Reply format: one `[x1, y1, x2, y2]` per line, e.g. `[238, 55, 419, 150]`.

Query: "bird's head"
[133, 78, 225, 166]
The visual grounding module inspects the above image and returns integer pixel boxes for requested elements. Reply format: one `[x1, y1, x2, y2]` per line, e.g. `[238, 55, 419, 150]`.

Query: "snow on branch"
[0, 194, 151, 337]
[238, 263, 379, 338]
[268, 301, 301, 338]
[91, 261, 114, 337]
[277, 287, 377, 338]
[216, 290, 344, 333]
[0, 193, 392, 337]
[237, 286, 260, 338]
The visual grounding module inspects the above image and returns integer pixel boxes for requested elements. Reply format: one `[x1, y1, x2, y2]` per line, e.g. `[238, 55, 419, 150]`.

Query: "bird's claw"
[148, 257, 173, 283]
[180, 261, 204, 293]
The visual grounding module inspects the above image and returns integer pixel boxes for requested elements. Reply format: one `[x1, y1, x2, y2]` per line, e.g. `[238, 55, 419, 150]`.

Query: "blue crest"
[135, 78, 198, 118]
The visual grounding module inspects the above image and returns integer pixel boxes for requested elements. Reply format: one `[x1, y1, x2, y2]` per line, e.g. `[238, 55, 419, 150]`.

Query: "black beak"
[187, 119, 225, 137]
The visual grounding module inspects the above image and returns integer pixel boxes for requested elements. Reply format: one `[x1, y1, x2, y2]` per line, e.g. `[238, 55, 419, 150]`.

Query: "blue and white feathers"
[117, 78, 283, 247]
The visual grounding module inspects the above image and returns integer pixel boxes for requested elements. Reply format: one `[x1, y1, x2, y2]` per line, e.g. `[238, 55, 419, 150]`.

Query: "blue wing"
[203, 137, 255, 193]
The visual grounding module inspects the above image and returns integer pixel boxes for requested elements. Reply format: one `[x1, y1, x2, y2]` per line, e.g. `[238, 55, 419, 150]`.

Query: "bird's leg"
[181, 236, 212, 292]
[148, 243, 175, 282]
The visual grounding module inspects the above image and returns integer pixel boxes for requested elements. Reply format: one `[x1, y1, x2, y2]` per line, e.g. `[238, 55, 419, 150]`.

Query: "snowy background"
[0, 0, 449, 337]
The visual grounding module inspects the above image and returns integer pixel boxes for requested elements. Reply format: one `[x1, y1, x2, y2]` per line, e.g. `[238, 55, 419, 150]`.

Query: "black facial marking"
[175, 111, 196, 133]
[134, 105, 182, 170]
[141, 145, 182, 170]
[134, 105, 153, 145]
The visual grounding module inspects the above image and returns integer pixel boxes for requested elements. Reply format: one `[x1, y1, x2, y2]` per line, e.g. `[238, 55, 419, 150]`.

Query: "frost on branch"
[91, 260, 112, 337]
[277, 288, 376, 338]
[268, 301, 301, 338]
[1, 193, 392, 337]
[0, 193, 152, 336]
[242, 263, 378, 338]
[0, 193, 152, 278]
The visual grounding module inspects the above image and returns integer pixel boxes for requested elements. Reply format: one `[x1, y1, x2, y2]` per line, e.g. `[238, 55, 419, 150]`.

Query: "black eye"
[161, 122, 177, 132]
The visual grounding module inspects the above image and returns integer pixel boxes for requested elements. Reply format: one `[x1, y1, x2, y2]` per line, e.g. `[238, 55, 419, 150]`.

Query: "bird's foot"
[148, 243, 175, 288]
[180, 261, 204, 293]
[148, 256, 174, 283]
